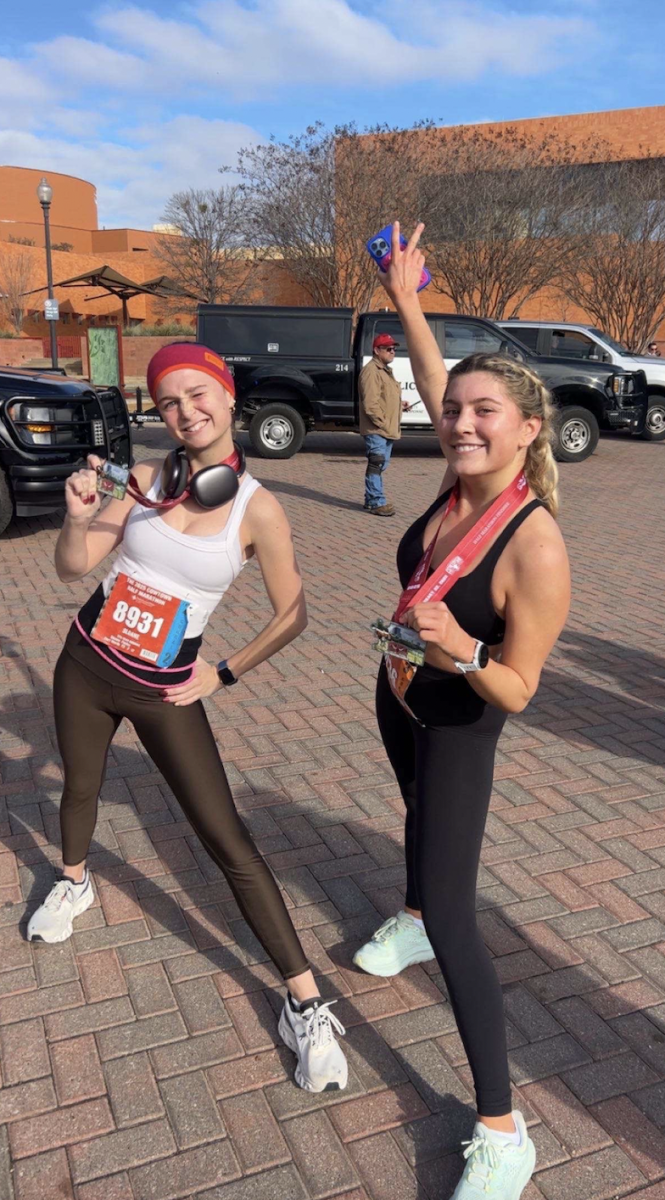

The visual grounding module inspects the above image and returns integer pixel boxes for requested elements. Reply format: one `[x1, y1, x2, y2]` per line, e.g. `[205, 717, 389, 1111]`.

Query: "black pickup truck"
[197, 304, 648, 463]
[0, 367, 131, 535]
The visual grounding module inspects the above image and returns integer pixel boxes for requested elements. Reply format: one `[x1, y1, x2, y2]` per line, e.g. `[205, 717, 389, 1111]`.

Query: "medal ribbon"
[395, 470, 528, 623]
[385, 470, 528, 717]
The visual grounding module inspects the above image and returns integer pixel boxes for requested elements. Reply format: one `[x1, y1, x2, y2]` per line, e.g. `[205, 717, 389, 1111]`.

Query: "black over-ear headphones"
[127, 441, 246, 511]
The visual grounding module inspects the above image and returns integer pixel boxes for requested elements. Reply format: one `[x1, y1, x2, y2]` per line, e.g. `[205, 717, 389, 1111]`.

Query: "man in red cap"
[359, 333, 403, 516]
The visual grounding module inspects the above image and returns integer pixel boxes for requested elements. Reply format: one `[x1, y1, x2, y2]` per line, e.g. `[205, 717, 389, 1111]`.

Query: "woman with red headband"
[27, 342, 347, 1094]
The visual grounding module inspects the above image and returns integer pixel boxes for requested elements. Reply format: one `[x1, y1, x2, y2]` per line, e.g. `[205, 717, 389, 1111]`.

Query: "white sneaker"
[27, 873, 94, 943]
[352, 911, 435, 977]
[278, 996, 348, 1093]
[451, 1111, 536, 1199]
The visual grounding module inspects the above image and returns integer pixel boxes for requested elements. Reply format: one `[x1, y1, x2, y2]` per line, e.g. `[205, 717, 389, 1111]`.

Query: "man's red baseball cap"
[373, 333, 400, 350]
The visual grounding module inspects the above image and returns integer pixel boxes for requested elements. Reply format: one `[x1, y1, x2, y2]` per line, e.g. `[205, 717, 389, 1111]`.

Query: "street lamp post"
[37, 177, 58, 370]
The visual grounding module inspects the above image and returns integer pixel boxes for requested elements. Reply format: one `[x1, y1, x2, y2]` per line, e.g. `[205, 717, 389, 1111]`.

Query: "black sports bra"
[396, 489, 544, 647]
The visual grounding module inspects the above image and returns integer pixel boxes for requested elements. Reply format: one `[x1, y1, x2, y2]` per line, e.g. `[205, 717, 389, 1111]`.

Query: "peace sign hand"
[378, 222, 427, 305]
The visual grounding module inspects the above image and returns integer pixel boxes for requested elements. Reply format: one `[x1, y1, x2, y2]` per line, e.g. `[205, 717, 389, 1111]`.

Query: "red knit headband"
[147, 342, 235, 401]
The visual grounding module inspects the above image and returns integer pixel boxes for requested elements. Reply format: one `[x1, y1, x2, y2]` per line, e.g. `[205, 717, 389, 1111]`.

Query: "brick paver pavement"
[1, 427, 664, 1200]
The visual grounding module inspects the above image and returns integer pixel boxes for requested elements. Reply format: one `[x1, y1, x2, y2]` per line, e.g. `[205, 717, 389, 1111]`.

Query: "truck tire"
[248, 403, 306, 459]
[0, 469, 14, 537]
[642, 394, 665, 441]
[553, 406, 599, 463]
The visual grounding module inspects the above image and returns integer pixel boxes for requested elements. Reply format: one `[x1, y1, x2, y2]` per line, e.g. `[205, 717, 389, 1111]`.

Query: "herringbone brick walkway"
[0, 428, 664, 1200]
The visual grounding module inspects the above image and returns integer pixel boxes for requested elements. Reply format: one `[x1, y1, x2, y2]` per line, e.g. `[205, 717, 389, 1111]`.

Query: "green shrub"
[124, 322, 194, 336]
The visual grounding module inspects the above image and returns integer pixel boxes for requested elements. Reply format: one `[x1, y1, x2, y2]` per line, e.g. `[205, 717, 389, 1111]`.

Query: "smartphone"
[366, 224, 431, 291]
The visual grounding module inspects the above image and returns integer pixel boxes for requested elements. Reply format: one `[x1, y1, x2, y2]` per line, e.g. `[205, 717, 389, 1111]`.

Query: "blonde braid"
[446, 353, 560, 518]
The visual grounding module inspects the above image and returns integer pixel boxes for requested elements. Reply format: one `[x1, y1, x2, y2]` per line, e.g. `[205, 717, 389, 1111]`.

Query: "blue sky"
[1, 0, 664, 230]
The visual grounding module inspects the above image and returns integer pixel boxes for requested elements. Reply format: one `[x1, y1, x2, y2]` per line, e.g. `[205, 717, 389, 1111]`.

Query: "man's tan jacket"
[358, 357, 402, 440]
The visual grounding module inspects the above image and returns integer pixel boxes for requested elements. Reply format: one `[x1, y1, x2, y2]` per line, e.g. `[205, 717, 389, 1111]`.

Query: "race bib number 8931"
[92, 574, 189, 667]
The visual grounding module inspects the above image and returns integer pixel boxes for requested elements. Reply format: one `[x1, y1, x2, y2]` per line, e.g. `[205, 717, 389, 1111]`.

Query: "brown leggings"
[53, 641, 308, 981]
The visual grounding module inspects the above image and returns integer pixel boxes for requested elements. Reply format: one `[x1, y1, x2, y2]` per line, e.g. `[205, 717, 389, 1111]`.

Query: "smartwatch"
[453, 641, 490, 675]
[216, 659, 238, 687]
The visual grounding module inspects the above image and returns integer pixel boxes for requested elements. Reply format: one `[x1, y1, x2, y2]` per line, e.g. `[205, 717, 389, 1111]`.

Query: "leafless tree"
[154, 186, 251, 316]
[235, 123, 422, 314]
[416, 124, 599, 320]
[0, 249, 36, 334]
[559, 156, 665, 352]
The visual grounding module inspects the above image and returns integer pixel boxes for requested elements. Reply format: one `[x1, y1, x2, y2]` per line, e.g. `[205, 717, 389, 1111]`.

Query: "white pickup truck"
[499, 320, 665, 442]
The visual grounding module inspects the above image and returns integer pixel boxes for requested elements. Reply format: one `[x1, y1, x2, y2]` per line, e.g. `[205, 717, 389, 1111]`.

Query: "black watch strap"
[217, 659, 237, 687]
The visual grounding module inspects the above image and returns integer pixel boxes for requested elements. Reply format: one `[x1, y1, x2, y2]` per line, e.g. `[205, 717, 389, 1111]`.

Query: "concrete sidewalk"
[0, 429, 664, 1200]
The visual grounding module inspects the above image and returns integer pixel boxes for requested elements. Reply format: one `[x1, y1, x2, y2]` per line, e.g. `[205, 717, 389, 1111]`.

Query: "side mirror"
[602, 351, 612, 363]
[500, 341, 525, 362]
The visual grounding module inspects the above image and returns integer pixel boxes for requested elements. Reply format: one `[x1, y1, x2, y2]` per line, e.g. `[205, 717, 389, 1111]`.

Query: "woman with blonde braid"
[353, 226, 570, 1200]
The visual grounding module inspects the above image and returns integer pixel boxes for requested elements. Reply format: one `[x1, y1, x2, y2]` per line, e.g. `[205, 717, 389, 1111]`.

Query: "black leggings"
[376, 662, 511, 1116]
[53, 640, 308, 981]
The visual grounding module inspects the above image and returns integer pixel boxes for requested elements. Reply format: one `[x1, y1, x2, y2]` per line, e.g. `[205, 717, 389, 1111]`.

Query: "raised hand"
[378, 222, 427, 306]
[64, 454, 103, 522]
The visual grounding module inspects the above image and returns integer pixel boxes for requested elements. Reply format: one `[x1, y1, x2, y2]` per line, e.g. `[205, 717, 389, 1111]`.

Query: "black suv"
[0, 367, 131, 535]
[197, 305, 648, 462]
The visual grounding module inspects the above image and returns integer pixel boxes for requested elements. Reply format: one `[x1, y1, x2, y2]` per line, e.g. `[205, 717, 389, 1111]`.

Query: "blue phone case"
[366, 224, 431, 291]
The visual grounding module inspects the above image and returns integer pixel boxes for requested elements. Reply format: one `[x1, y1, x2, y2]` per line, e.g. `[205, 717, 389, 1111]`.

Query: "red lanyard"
[395, 471, 528, 623]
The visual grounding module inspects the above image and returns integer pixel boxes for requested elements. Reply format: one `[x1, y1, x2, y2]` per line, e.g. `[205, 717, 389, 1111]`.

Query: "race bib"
[92, 573, 189, 667]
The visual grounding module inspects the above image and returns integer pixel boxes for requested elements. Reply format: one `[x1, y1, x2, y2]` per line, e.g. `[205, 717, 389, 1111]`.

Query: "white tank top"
[101, 470, 261, 638]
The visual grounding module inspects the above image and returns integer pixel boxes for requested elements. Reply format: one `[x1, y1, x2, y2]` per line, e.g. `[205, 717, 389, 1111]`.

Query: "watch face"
[477, 643, 490, 669]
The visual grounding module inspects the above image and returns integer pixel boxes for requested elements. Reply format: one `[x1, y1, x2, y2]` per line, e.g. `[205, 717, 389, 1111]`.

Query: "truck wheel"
[248, 404, 306, 459]
[0, 470, 14, 537]
[553, 406, 599, 463]
[642, 394, 665, 441]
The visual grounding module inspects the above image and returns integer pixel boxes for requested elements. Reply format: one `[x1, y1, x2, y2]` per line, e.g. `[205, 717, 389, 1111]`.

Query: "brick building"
[1, 103, 664, 350]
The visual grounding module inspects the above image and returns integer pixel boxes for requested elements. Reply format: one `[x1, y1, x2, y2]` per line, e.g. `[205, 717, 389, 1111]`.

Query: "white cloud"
[32, 36, 143, 88]
[3, 0, 598, 228]
[0, 115, 262, 229]
[92, 0, 592, 94]
[0, 57, 59, 129]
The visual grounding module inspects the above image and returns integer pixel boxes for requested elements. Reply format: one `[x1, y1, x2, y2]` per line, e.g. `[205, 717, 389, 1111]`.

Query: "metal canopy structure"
[24, 265, 202, 327]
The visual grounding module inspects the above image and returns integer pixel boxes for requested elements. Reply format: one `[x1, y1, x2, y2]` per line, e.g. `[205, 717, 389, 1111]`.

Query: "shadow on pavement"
[3, 634, 662, 1196]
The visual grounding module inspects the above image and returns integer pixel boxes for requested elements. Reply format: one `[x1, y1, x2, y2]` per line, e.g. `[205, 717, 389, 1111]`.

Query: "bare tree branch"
[559, 156, 665, 351]
[0, 249, 37, 334]
[153, 186, 252, 318]
[235, 123, 422, 314]
[417, 124, 603, 320]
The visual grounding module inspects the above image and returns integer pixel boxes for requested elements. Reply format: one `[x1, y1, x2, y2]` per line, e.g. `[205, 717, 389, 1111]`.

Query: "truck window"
[199, 312, 351, 359]
[443, 321, 503, 359]
[550, 329, 596, 360]
[507, 326, 540, 353]
[361, 315, 437, 358]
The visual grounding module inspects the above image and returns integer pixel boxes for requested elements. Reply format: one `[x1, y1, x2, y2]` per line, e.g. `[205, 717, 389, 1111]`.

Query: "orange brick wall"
[0, 167, 97, 250]
[425, 105, 665, 163]
[0, 338, 46, 366]
[91, 228, 167, 254]
[121, 335, 195, 378]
